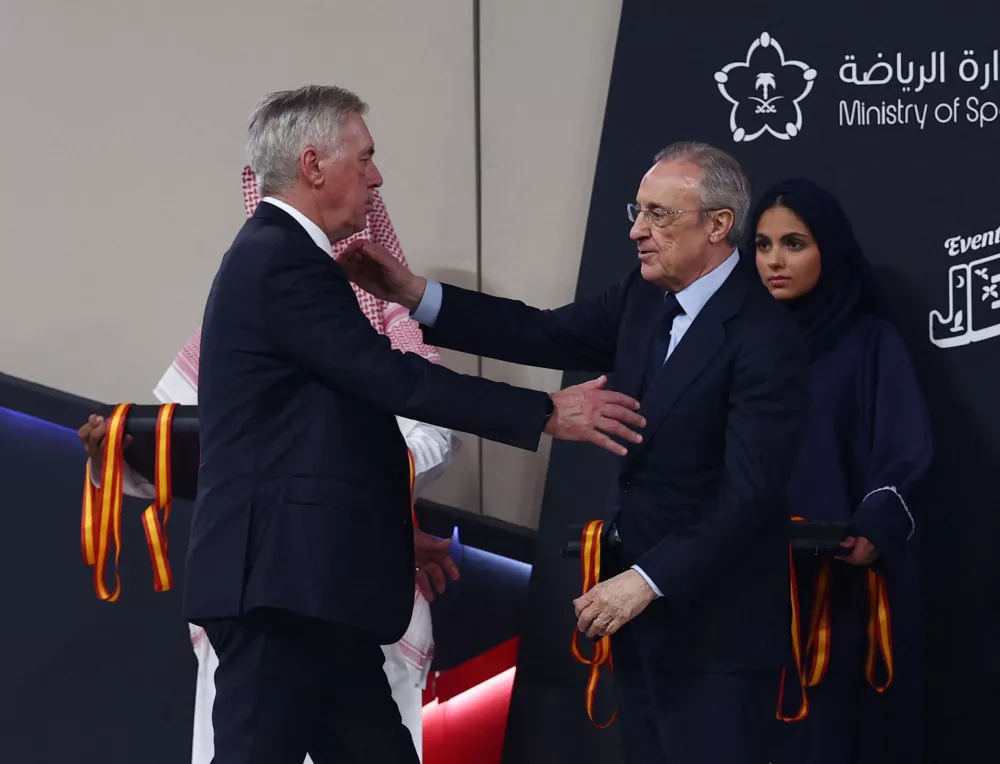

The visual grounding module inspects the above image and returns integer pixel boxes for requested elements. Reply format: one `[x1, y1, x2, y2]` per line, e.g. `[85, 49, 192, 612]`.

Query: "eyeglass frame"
[626, 202, 727, 229]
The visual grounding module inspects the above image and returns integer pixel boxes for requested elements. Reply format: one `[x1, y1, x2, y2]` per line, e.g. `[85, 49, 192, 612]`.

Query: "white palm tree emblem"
[750, 72, 781, 113]
[755, 72, 776, 99]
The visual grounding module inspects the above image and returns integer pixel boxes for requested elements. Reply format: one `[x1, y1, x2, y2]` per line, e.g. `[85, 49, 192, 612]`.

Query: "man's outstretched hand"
[547, 376, 644, 457]
[341, 245, 645, 456]
[338, 239, 426, 310]
[414, 528, 460, 603]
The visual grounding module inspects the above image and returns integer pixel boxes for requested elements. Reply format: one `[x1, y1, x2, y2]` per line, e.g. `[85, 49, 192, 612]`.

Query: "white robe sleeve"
[395, 416, 458, 498]
[88, 364, 198, 499]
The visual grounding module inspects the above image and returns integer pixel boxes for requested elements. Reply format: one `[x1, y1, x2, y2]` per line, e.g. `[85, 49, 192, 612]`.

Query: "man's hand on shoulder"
[546, 375, 645, 457]
[338, 239, 427, 310]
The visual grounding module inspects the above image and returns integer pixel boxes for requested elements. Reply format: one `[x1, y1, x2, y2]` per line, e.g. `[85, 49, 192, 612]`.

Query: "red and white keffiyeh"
[242, 166, 440, 364]
[172, 167, 439, 674]
[172, 168, 441, 391]
[173, 171, 441, 389]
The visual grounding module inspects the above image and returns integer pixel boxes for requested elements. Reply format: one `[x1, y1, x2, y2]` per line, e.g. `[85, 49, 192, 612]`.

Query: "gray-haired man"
[184, 85, 645, 764]
[343, 142, 811, 763]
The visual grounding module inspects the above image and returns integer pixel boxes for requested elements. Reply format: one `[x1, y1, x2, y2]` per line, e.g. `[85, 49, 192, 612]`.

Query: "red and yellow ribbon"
[81, 403, 130, 601]
[408, 448, 417, 528]
[81, 403, 177, 600]
[777, 541, 810, 721]
[778, 518, 832, 721]
[139, 404, 176, 593]
[570, 520, 618, 729]
[865, 569, 893, 692]
[803, 557, 833, 688]
[778, 518, 894, 720]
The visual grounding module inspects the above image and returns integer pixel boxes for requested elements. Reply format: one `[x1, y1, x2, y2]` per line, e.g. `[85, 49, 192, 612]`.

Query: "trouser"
[201, 608, 418, 764]
[612, 622, 779, 764]
[602, 520, 779, 763]
[189, 607, 429, 764]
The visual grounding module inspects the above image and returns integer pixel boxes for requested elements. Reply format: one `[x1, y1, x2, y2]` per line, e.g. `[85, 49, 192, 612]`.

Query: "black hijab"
[746, 178, 885, 359]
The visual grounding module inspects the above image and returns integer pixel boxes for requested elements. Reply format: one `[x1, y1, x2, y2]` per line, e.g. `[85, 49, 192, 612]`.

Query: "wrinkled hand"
[573, 569, 656, 638]
[546, 376, 644, 457]
[78, 414, 130, 467]
[337, 239, 427, 310]
[414, 528, 460, 602]
[839, 536, 878, 566]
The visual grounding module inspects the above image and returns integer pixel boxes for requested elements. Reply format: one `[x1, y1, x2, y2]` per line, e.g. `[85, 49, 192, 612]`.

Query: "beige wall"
[0, 0, 623, 527]
[479, 0, 623, 527]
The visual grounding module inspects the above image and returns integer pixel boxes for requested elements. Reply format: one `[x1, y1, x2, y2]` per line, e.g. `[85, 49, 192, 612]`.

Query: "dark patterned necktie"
[641, 293, 683, 397]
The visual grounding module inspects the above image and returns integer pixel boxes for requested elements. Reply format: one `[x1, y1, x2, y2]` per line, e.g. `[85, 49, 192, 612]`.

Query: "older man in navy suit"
[345, 142, 810, 764]
[186, 85, 646, 764]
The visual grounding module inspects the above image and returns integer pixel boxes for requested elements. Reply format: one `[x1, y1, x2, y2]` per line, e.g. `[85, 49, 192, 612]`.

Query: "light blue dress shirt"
[410, 251, 741, 598]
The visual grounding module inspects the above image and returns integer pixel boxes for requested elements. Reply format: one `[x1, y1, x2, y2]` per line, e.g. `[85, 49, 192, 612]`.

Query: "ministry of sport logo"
[715, 32, 817, 142]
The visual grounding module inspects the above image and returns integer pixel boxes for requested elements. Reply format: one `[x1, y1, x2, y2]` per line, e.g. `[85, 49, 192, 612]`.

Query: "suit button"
[621, 480, 630, 493]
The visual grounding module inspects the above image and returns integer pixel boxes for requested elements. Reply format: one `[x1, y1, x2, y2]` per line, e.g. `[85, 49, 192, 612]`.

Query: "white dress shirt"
[260, 196, 333, 254]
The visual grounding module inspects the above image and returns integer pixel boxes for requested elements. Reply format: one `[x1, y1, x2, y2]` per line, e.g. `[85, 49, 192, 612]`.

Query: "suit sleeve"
[259, 246, 550, 452]
[636, 313, 809, 613]
[849, 324, 933, 571]
[419, 271, 637, 372]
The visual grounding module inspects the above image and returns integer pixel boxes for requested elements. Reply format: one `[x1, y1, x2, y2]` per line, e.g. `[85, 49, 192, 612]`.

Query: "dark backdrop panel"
[503, 2, 1000, 762]
[0, 406, 196, 764]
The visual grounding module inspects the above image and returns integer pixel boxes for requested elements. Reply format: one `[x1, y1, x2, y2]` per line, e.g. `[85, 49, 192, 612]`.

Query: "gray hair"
[653, 141, 751, 246]
[247, 85, 368, 196]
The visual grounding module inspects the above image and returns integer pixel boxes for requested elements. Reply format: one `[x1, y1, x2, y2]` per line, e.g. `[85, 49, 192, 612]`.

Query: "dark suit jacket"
[183, 202, 550, 644]
[422, 258, 809, 671]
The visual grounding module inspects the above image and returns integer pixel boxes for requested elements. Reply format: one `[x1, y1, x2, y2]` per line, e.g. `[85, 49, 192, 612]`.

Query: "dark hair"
[748, 178, 886, 358]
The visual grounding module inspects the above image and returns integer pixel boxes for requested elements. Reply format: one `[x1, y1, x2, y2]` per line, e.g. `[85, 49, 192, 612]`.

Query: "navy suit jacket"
[183, 202, 550, 644]
[422, 258, 810, 670]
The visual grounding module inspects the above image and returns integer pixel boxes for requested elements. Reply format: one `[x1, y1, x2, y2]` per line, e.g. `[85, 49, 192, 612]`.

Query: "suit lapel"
[624, 261, 750, 468]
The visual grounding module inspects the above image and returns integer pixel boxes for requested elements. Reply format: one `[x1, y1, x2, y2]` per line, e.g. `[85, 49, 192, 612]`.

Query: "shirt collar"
[260, 197, 333, 256]
[673, 249, 740, 319]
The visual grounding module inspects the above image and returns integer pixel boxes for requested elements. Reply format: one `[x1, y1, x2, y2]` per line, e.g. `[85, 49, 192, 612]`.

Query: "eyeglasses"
[626, 203, 724, 229]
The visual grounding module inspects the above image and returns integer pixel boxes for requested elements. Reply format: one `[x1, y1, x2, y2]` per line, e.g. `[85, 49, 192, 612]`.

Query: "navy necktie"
[641, 293, 683, 397]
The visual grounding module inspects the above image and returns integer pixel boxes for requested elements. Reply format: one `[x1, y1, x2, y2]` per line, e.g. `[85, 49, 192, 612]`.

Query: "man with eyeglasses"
[343, 141, 811, 764]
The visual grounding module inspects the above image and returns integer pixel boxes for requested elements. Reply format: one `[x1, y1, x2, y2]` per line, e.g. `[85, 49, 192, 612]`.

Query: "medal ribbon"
[570, 520, 619, 729]
[81, 403, 178, 599]
[81, 403, 130, 601]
